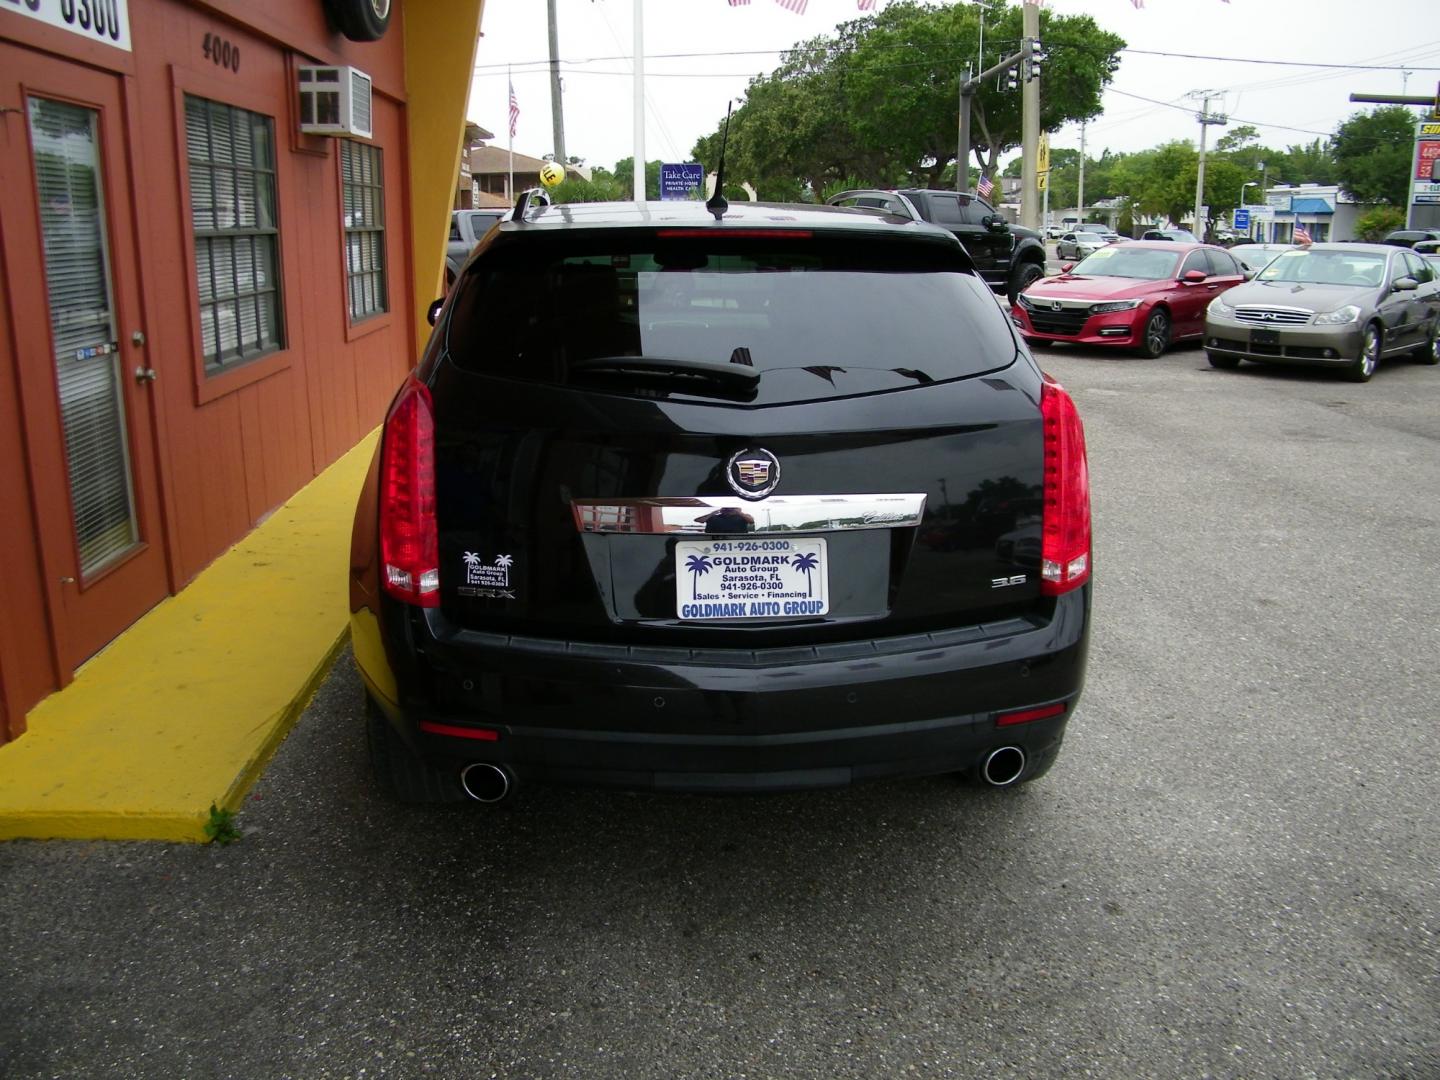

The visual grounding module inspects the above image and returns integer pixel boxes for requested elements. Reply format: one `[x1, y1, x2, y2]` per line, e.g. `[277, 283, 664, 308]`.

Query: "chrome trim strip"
[572, 494, 928, 535]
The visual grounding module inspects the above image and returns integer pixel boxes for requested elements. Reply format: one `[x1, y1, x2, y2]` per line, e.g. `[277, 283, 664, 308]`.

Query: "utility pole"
[1257, 159, 1267, 241]
[956, 66, 972, 192]
[1191, 91, 1227, 240]
[546, 0, 567, 167]
[1020, 0, 1040, 229]
[1076, 120, 1086, 223]
[633, 0, 645, 201]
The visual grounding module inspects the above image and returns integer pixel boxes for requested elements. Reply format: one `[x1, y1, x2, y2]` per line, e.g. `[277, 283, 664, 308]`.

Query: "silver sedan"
[1204, 243, 1440, 382]
[1056, 231, 1107, 262]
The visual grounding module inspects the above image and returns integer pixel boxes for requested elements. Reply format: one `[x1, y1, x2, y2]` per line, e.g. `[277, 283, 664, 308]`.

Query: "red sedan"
[1012, 241, 1248, 357]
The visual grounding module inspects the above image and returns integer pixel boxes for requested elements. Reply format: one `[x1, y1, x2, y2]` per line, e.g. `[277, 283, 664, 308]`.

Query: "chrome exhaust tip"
[981, 746, 1026, 787]
[459, 762, 513, 803]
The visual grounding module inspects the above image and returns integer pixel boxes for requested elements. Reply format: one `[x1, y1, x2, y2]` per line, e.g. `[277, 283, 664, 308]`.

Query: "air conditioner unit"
[297, 65, 373, 140]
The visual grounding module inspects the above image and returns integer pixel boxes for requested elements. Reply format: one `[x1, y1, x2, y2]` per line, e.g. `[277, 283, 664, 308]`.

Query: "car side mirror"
[984, 215, 1009, 234]
[1391, 276, 1419, 292]
[1061, 262, 1074, 274]
[1242, 268, 1257, 281]
[427, 298, 445, 326]
[1182, 269, 1207, 284]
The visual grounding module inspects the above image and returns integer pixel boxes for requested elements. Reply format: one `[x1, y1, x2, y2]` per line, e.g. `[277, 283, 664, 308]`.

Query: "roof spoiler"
[824, 189, 918, 221]
[511, 187, 551, 223]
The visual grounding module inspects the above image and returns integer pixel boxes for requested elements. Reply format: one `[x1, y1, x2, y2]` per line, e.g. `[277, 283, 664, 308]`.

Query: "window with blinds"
[184, 96, 283, 371]
[341, 140, 387, 322]
[28, 97, 140, 576]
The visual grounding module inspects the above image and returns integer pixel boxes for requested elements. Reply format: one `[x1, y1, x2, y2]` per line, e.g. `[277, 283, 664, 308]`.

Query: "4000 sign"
[2, 0, 132, 51]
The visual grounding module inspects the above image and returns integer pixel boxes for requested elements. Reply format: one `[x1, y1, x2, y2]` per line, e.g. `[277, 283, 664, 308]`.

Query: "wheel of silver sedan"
[1346, 324, 1380, 383]
[1418, 324, 1440, 366]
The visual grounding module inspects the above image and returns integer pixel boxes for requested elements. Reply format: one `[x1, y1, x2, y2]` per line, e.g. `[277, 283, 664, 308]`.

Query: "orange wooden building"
[0, 0, 482, 742]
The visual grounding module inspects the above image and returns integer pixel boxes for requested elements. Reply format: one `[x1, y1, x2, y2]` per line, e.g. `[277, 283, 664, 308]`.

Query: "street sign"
[660, 163, 705, 201]
[1234, 208, 1251, 230]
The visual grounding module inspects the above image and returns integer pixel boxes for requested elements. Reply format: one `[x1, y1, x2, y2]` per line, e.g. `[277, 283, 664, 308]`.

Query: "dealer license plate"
[1250, 328, 1280, 347]
[675, 537, 829, 620]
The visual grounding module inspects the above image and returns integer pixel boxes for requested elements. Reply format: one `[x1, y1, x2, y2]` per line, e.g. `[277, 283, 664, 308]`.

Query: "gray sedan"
[1204, 243, 1440, 382]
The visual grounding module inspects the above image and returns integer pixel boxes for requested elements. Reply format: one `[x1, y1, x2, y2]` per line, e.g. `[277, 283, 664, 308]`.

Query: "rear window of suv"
[443, 231, 1016, 403]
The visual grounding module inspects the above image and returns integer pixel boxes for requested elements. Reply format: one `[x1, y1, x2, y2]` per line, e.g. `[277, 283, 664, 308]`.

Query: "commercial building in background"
[0, 0, 482, 743]
[1240, 184, 1371, 244]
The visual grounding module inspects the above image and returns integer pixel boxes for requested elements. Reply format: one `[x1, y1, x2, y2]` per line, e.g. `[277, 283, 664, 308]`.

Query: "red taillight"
[1039, 375, 1091, 596]
[997, 702, 1067, 727]
[379, 375, 439, 607]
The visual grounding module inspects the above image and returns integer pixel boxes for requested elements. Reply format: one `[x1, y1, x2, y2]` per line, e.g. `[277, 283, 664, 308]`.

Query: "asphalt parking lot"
[2, 340, 1438, 1079]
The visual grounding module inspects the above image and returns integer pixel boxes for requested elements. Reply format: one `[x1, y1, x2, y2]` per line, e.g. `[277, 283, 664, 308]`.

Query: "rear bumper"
[357, 589, 1090, 792]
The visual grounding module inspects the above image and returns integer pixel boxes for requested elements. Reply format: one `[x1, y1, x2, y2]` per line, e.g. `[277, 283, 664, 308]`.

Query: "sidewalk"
[0, 433, 377, 844]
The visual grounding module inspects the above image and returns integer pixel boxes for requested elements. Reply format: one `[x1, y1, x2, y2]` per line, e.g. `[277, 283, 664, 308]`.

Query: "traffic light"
[1028, 38, 1045, 82]
[1006, 65, 1019, 92]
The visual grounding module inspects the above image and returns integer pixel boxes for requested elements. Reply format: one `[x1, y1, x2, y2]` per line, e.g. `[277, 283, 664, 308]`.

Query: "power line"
[1119, 47, 1440, 71]
[474, 44, 1440, 73]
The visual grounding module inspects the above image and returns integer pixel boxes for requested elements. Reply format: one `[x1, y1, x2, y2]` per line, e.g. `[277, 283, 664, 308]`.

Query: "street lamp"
[1239, 180, 1258, 207]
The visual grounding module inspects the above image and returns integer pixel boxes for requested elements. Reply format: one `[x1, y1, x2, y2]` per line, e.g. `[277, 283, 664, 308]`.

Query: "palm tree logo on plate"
[494, 553, 513, 584]
[792, 551, 819, 597]
[685, 553, 713, 598]
[462, 551, 481, 582]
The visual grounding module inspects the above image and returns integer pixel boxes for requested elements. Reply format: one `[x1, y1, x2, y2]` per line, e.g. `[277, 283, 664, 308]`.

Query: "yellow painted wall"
[405, 0, 487, 356]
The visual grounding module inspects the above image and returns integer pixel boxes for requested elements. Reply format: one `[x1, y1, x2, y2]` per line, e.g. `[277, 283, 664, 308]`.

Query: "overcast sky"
[467, 0, 1440, 176]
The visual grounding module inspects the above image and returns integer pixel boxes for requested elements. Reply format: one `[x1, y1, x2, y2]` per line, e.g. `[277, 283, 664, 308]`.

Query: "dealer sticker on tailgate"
[675, 538, 829, 620]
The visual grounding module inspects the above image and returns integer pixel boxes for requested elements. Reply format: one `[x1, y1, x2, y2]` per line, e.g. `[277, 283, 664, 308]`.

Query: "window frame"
[170, 65, 296, 405]
[339, 138, 389, 329]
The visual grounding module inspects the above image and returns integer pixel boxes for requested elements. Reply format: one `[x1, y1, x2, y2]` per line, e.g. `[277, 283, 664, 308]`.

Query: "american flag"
[727, 0, 749, 5]
[508, 80, 520, 139]
[977, 174, 994, 198]
[857, 0, 877, 8]
[775, 0, 807, 12]
[1294, 223, 1313, 245]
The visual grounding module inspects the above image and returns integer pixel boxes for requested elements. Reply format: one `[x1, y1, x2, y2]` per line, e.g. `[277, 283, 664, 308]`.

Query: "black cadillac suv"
[349, 194, 1092, 803]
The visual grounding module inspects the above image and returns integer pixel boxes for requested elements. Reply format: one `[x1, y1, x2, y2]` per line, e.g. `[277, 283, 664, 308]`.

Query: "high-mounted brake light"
[655, 228, 812, 239]
[379, 375, 440, 607]
[1039, 375, 1091, 596]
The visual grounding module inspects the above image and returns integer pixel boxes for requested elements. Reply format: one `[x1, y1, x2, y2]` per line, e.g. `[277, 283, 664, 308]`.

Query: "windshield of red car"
[1070, 247, 1180, 279]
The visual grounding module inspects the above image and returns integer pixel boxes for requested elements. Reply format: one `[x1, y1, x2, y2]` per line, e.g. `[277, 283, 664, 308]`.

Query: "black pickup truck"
[829, 189, 1047, 303]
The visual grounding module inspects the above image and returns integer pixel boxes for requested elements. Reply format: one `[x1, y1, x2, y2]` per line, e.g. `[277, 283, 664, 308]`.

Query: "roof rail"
[511, 187, 551, 222]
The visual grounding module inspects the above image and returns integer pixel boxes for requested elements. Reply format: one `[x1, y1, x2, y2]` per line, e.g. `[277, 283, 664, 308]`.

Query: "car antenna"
[706, 102, 733, 222]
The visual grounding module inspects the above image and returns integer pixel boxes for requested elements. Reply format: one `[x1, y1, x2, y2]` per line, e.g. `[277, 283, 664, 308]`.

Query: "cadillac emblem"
[726, 448, 781, 500]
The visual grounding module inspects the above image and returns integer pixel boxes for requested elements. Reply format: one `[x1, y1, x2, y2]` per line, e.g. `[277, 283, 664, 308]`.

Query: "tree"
[691, 0, 1124, 195]
[1352, 206, 1405, 241]
[1333, 105, 1417, 205]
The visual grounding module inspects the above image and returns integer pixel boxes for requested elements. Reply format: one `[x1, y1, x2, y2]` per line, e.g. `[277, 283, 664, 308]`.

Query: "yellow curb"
[0, 431, 378, 843]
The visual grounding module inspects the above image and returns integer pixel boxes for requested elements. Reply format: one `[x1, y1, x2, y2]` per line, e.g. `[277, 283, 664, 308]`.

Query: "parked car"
[1056, 231, 1108, 261]
[1091, 228, 1123, 244]
[1229, 243, 1296, 276]
[446, 208, 507, 286]
[1044, 225, 1065, 239]
[1204, 243, 1440, 381]
[1141, 229, 1200, 243]
[827, 188, 1048, 302]
[350, 196, 1092, 803]
[1380, 229, 1440, 249]
[1012, 241, 1247, 358]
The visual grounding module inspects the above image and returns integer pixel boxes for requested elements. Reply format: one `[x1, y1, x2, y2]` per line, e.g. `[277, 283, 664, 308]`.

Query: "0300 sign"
[2, 0, 129, 48]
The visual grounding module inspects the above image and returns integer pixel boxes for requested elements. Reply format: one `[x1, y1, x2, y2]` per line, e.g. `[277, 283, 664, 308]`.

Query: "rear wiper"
[570, 355, 761, 390]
